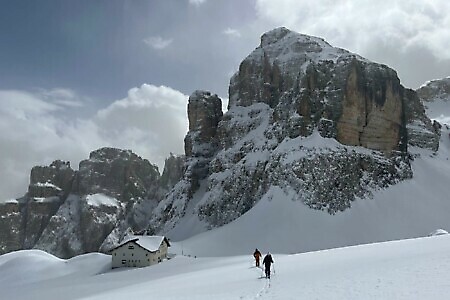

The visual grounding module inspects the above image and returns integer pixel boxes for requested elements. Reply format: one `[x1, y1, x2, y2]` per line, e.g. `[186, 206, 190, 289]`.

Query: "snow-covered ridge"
[248, 26, 367, 70]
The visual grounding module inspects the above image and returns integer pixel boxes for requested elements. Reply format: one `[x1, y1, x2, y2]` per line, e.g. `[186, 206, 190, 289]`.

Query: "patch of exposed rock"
[417, 77, 450, 102]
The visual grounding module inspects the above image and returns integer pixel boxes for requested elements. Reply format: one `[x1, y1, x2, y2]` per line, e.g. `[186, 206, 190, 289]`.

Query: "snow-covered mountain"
[0, 27, 449, 258]
[0, 148, 184, 257]
[147, 27, 440, 239]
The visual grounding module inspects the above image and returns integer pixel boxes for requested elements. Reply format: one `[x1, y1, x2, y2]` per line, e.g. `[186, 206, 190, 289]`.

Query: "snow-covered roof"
[428, 229, 449, 237]
[2, 199, 18, 204]
[114, 235, 170, 252]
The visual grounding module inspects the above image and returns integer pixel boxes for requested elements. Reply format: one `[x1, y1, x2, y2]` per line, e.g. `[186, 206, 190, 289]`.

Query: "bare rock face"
[404, 89, 441, 151]
[73, 147, 159, 202]
[336, 63, 403, 152]
[184, 91, 223, 189]
[0, 201, 22, 253]
[147, 92, 223, 234]
[159, 154, 185, 189]
[28, 160, 75, 198]
[34, 194, 123, 258]
[184, 91, 223, 158]
[229, 27, 435, 153]
[413, 77, 450, 150]
[0, 160, 76, 255]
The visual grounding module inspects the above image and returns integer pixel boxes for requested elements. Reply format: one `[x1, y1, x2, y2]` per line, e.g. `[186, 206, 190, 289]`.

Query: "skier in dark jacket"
[253, 248, 262, 267]
[263, 252, 274, 279]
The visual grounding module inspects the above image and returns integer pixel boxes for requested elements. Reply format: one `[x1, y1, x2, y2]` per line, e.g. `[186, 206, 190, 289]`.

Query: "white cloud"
[0, 90, 60, 118]
[38, 88, 85, 107]
[253, 0, 450, 87]
[0, 85, 189, 201]
[223, 28, 241, 38]
[95, 84, 188, 168]
[254, 0, 450, 56]
[189, 0, 207, 6]
[143, 36, 173, 50]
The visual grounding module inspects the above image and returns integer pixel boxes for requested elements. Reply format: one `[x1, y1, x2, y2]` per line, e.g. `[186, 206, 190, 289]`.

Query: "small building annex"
[111, 235, 170, 268]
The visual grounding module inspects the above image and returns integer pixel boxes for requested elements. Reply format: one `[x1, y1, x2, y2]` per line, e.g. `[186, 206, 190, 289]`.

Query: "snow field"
[2, 235, 450, 299]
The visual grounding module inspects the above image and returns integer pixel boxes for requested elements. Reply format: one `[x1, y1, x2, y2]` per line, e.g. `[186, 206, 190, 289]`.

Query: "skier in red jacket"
[253, 248, 262, 267]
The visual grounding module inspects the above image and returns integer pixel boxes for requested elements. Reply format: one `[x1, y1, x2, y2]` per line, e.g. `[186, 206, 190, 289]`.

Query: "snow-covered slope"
[173, 124, 450, 257]
[2, 234, 450, 299]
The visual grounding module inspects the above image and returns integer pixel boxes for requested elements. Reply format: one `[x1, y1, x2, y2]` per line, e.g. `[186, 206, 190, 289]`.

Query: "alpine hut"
[111, 235, 170, 268]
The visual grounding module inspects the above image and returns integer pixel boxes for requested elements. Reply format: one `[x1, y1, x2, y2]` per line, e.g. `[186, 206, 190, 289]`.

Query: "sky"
[1, 0, 450, 200]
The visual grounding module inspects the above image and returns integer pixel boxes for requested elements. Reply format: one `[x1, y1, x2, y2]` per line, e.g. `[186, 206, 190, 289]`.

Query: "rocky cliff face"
[0, 148, 184, 258]
[148, 27, 439, 235]
[147, 92, 223, 234]
[229, 27, 435, 153]
[184, 91, 223, 191]
[73, 148, 160, 202]
[23, 160, 75, 249]
[0, 201, 22, 253]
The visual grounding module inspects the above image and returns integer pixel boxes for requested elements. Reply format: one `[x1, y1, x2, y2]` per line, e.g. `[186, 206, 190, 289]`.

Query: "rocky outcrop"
[159, 154, 185, 190]
[417, 77, 450, 102]
[28, 160, 75, 198]
[336, 63, 404, 152]
[73, 148, 159, 202]
[229, 27, 435, 153]
[20, 160, 76, 249]
[184, 91, 223, 183]
[185, 91, 223, 155]
[404, 89, 441, 151]
[147, 92, 223, 234]
[413, 77, 450, 149]
[34, 194, 123, 258]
